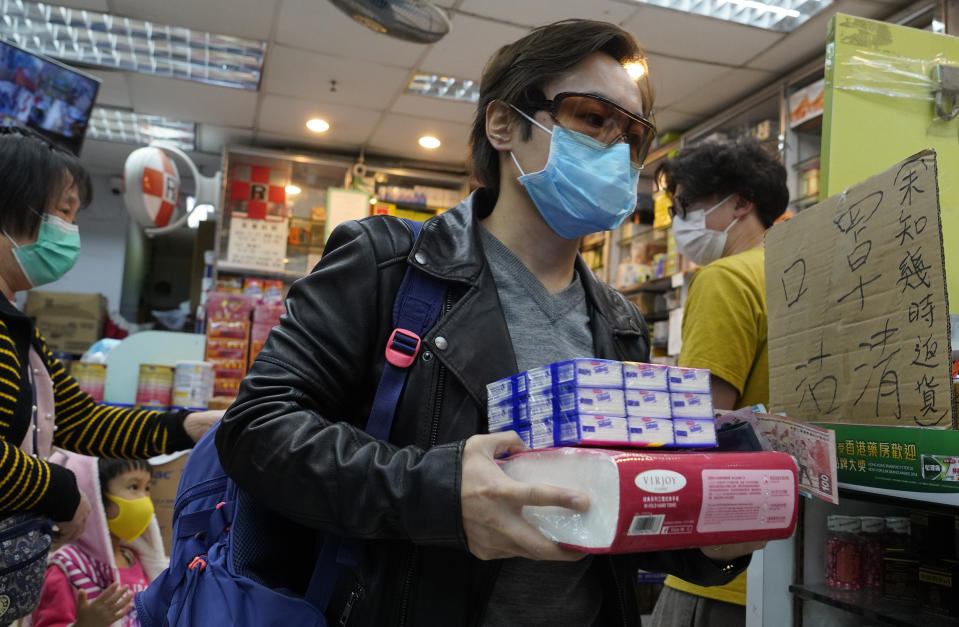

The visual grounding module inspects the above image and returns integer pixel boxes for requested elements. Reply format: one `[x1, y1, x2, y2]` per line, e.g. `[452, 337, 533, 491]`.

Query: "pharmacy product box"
[489, 396, 530, 432]
[673, 420, 718, 448]
[526, 359, 623, 392]
[500, 448, 798, 553]
[623, 362, 669, 391]
[148, 450, 191, 554]
[518, 414, 630, 449]
[670, 393, 714, 419]
[626, 389, 672, 419]
[919, 559, 959, 617]
[24, 291, 105, 355]
[529, 386, 626, 419]
[667, 367, 711, 393]
[628, 417, 674, 447]
[487, 374, 528, 405]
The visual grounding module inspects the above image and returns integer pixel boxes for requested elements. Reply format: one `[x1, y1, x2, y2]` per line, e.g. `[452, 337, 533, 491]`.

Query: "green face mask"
[4, 215, 81, 287]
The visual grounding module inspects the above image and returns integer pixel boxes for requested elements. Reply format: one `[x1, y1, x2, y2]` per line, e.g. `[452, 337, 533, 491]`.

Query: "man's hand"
[75, 583, 133, 627]
[52, 492, 90, 549]
[701, 541, 767, 563]
[183, 410, 224, 443]
[461, 431, 589, 562]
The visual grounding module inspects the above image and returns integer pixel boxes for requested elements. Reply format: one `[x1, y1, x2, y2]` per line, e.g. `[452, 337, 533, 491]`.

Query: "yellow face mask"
[105, 494, 154, 543]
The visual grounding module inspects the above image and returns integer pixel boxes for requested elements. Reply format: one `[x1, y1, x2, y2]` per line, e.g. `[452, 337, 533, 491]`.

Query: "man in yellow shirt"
[650, 140, 789, 626]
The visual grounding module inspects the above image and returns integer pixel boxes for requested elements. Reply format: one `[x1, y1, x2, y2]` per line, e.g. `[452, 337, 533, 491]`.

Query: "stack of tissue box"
[487, 359, 717, 449]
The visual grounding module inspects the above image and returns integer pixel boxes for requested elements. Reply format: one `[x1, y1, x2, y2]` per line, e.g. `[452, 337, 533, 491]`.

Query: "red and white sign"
[123, 146, 181, 228]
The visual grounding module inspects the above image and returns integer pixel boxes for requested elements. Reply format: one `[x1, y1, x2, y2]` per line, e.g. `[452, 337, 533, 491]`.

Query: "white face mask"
[672, 194, 736, 266]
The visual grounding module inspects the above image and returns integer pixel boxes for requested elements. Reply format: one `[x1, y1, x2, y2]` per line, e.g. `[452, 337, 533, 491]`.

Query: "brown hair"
[468, 19, 653, 199]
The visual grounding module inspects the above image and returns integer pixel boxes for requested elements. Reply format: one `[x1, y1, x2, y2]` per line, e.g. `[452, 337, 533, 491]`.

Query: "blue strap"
[305, 217, 446, 612]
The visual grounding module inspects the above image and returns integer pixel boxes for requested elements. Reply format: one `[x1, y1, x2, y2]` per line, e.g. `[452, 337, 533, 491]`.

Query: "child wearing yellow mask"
[31, 452, 168, 627]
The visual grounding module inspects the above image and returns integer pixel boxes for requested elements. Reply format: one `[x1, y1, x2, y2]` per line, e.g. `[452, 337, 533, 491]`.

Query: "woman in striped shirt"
[0, 128, 218, 622]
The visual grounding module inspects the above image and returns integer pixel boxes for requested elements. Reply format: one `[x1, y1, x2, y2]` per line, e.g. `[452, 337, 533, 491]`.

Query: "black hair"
[0, 126, 92, 238]
[97, 457, 152, 507]
[656, 140, 789, 229]
[469, 19, 653, 200]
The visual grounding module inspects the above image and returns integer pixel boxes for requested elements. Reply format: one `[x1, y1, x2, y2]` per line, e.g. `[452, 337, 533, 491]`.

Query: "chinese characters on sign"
[766, 150, 953, 428]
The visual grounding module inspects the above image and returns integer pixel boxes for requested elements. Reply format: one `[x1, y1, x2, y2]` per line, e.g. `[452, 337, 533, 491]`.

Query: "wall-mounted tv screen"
[0, 39, 100, 155]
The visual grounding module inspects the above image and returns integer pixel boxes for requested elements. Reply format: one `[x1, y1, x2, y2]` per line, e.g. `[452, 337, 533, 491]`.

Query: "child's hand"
[74, 583, 133, 627]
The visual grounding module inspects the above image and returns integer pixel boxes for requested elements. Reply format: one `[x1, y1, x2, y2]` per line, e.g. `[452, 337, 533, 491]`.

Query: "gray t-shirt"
[479, 226, 601, 627]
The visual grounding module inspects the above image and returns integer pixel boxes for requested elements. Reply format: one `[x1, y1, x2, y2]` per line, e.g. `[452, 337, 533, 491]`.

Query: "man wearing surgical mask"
[650, 140, 789, 627]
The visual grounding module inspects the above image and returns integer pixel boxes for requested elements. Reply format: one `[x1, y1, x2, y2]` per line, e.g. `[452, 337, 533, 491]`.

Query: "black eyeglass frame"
[526, 91, 657, 167]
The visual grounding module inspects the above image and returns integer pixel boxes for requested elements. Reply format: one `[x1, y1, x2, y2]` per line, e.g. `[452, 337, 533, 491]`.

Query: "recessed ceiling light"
[418, 136, 441, 149]
[624, 62, 646, 81]
[406, 73, 479, 104]
[306, 118, 330, 133]
[0, 0, 266, 89]
[629, 0, 828, 31]
[286, 185, 302, 195]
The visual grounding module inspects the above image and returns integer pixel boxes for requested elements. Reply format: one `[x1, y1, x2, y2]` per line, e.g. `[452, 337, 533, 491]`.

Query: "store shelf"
[641, 311, 670, 323]
[216, 262, 304, 280]
[791, 114, 823, 134]
[792, 155, 821, 170]
[791, 193, 820, 208]
[620, 276, 677, 296]
[790, 583, 957, 627]
[838, 483, 959, 513]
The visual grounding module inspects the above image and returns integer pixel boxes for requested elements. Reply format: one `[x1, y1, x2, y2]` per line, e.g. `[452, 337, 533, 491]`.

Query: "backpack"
[135, 218, 445, 627]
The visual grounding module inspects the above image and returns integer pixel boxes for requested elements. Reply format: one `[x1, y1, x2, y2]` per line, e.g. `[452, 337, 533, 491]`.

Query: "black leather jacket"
[216, 189, 747, 626]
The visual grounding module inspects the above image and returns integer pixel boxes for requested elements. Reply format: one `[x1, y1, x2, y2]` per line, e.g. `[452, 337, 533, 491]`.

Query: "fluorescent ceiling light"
[406, 73, 478, 104]
[87, 106, 196, 151]
[630, 0, 831, 31]
[0, 0, 266, 89]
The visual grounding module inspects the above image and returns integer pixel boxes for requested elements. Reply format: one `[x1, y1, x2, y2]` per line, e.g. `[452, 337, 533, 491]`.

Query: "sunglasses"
[528, 92, 656, 168]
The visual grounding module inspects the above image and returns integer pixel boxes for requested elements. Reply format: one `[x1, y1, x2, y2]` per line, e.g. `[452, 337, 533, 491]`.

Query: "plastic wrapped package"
[626, 389, 672, 418]
[528, 386, 627, 419]
[526, 359, 624, 392]
[499, 448, 798, 553]
[623, 362, 669, 391]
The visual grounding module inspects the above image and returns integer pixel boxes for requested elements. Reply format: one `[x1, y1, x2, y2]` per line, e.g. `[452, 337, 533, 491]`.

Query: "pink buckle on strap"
[385, 328, 421, 368]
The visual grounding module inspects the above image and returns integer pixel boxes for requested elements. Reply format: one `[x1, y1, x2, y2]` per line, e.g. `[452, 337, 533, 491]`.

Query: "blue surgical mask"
[4, 214, 81, 287]
[509, 106, 639, 240]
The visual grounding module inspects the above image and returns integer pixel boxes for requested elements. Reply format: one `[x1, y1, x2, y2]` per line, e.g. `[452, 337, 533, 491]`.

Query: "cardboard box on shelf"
[24, 291, 105, 355]
[149, 451, 190, 554]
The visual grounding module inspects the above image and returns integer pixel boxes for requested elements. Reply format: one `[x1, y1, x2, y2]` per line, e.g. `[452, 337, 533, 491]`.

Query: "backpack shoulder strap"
[366, 218, 445, 439]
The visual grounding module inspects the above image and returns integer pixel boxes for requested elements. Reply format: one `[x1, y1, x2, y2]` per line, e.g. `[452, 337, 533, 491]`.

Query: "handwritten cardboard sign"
[766, 149, 954, 428]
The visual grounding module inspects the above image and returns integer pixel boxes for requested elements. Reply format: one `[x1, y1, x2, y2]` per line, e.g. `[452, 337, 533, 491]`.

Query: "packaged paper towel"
[499, 448, 797, 553]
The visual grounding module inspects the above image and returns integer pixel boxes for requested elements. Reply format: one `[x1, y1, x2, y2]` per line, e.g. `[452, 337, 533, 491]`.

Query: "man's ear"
[733, 195, 755, 218]
[486, 100, 514, 152]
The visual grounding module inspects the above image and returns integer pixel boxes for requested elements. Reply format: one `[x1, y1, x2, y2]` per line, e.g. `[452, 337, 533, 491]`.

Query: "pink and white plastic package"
[623, 362, 669, 391]
[499, 448, 798, 553]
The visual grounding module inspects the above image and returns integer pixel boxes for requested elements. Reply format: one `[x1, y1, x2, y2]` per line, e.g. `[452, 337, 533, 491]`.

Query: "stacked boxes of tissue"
[487, 359, 717, 449]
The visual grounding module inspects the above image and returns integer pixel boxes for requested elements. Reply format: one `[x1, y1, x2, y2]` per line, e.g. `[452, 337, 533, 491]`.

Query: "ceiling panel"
[128, 75, 258, 127]
[79, 138, 220, 177]
[674, 67, 777, 115]
[419, 14, 530, 81]
[456, 0, 638, 27]
[274, 0, 429, 69]
[55, 0, 109, 10]
[365, 113, 471, 165]
[652, 108, 706, 134]
[623, 5, 785, 67]
[745, 0, 893, 72]
[89, 70, 131, 108]
[257, 94, 384, 146]
[198, 125, 255, 155]
[108, 0, 279, 40]
[263, 45, 410, 109]
[645, 54, 728, 109]
[390, 94, 475, 125]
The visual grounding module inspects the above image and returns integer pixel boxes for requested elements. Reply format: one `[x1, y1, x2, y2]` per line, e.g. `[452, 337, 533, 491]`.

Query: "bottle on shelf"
[825, 515, 864, 590]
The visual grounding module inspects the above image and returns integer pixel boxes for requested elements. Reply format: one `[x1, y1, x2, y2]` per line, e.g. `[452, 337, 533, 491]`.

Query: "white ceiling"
[71, 0, 912, 176]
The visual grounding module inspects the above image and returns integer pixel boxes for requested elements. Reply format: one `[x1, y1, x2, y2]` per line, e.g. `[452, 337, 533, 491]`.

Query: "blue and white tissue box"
[487, 373, 528, 405]
[627, 417, 674, 446]
[488, 396, 530, 432]
[625, 389, 672, 419]
[529, 386, 626, 419]
[670, 393, 714, 419]
[666, 367, 711, 393]
[623, 362, 669, 391]
[672, 419, 718, 447]
[526, 359, 624, 392]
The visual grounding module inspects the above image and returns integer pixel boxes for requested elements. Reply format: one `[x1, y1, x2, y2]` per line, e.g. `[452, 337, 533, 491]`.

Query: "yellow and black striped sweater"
[0, 299, 192, 521]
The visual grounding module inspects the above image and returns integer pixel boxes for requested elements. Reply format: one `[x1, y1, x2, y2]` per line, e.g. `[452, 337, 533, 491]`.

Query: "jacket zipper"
[398, 290, 453, 627]
[338, 582, 365, 626]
